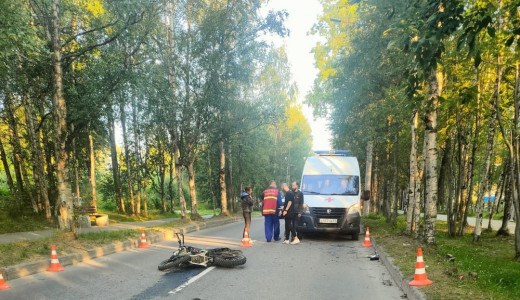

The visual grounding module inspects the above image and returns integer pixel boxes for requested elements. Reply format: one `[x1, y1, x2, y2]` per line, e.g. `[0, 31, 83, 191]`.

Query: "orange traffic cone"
[0, 270, 10, 290]
[361, 227, 373, 247]
[409, 248, 433, 286]
[47, 244, 65, 272]
[241, 231, 252, 248]
[138, 230, 150, 248]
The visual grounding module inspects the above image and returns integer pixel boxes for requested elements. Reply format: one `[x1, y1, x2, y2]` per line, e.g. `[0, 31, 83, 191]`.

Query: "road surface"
[1, 217, 406, 300]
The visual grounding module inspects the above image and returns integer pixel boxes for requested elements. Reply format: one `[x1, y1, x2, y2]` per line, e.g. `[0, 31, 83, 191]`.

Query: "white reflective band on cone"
[417, 257, 424, 262]
[415, 268, 426, 275]
[51, 259, 60, 263]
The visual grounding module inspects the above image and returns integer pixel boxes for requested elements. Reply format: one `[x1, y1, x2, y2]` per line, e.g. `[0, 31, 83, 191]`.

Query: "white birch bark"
[363, 141, 373, 215]
[406, 111, 419, 235]
[423, 68, 441, 245]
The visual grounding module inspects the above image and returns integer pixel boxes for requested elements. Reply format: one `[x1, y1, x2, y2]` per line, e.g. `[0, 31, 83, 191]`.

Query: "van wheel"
[352, 233, 359, 241]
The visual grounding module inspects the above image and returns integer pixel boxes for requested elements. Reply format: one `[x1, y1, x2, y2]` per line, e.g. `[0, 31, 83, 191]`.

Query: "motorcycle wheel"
[213, 252, 246, 268]
[158, 255, 190, 271]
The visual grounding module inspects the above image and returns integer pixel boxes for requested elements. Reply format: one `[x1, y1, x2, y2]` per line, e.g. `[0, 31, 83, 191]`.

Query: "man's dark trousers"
[284, 213, 296, 241]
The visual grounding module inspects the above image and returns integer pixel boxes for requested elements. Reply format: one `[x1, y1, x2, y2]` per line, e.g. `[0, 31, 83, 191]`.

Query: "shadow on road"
[300, 232, 358, 242]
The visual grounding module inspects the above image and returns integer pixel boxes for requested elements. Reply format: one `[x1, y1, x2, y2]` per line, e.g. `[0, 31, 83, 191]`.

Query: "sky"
[262, 0, 332, 150]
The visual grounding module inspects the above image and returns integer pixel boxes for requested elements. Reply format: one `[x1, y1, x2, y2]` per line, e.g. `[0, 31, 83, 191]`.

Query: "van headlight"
[347, 203, 361, 215]
[302, 203, 310, 214]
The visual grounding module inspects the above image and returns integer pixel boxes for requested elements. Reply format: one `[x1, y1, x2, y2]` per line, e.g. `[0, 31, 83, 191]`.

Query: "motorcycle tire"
[158, 255, 190, 271]
[213, 252, 246, 268]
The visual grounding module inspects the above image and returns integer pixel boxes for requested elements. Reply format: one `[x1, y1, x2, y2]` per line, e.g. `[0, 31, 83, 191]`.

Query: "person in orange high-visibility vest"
[261, 181, 283, 242]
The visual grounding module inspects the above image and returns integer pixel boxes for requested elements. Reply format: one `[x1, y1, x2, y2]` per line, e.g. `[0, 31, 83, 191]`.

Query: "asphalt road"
[1, 217, 405, 300]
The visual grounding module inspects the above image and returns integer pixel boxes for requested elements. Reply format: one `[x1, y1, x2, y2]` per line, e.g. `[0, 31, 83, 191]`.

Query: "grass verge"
[0, 211, 55, 234]
[101, 210, 181, 223]
[363, 213, 519, 300]
[0, 217, 201, 267]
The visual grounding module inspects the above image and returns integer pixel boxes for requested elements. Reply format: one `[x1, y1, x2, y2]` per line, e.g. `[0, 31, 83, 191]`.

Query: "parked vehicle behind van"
[297, 150, 362, 240]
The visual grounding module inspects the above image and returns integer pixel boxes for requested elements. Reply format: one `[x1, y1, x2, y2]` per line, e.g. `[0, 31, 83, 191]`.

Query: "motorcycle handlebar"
[175, 232, 185, 247]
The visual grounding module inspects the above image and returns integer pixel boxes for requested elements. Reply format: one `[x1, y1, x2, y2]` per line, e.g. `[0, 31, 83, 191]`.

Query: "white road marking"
[168, 266, 215, 295]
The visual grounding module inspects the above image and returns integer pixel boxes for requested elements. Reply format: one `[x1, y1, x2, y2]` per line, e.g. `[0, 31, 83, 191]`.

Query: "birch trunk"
[4, 97, 24, 197]
[495, 53, 515, 239]
[0, 136, 15, 196]
[168, 153, 175, 213]
[5, 94, 37, 212]
[108, 109, 125, 213]
[157, 137, 167, 213]
[52, 0, 73, 230]
[219, 140, 229, 215]
[39, 102, 57, 212]
[187, 161, 200, 219]
[132, 99, 141, 216]
[88, 133, 97, 209]
[497, 175, 512, 235]
[23, 94, 51, 219]
[447, 136, 457, 236]
[473, 108, 497, 241]
[227, 144, 235, 213]
[371, 156, 378, 213]
[461, 118, 480, 235]
[72, 127, 80, 203]
[173, 133, 187, 218]
[363, 141, 373, 215]
[512, 61, 520, 260]
[414, 127, 428, 238]
[406, 111, 419, 235]
[391, 130, 399, 225]
[120, 101, 135, 215]
[207, 146, 217, 216]
[423, 68, 440, 245]
[489, 166, 506, 230]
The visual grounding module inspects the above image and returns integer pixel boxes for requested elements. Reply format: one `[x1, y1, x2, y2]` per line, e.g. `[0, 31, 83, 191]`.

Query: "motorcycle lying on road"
[158, 233, 247, 271]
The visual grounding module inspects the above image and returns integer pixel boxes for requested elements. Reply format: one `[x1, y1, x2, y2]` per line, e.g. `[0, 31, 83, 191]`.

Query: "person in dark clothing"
[281, 183, 296, 244]
[291, 181, 304, 244]
[241, 187, 254, 241]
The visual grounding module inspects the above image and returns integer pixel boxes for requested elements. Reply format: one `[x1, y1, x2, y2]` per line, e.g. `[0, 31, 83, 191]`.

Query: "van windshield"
[301, 175, 359, 195]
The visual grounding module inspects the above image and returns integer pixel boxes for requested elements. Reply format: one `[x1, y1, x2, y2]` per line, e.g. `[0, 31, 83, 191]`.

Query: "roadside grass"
[101, 210, 180, 223]
[363, 213, 519, 300]
[0, 218, 196, 267]
[0, 210, 55, 234]
[440, 208, 504, 220]
[196, 208, 221, 216]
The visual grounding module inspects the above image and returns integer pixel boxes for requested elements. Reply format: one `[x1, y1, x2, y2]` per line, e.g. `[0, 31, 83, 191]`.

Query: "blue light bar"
[314, 150, 352, 156]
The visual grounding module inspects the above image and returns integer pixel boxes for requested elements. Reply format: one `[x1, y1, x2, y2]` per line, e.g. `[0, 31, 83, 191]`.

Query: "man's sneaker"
[283, 239, 290, 244]
[290, 237, 300, 245]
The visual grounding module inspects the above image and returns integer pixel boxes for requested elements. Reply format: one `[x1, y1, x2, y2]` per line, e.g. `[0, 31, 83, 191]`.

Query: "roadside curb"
[372, 240, 427, 300]
[3, 217, 241, 281]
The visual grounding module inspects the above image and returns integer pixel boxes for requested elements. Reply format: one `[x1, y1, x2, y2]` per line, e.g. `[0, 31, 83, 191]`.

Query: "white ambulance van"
[297, 150, 362, 240]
